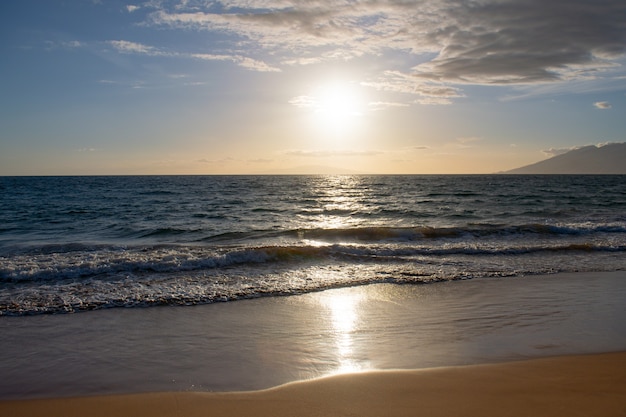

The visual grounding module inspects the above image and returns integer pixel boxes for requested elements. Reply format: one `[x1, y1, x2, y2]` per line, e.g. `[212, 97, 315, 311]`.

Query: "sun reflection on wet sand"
[321, 291, 366, 374]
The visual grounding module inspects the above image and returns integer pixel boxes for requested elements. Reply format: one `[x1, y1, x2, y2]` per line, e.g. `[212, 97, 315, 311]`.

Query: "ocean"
[1, 174, 625, 316]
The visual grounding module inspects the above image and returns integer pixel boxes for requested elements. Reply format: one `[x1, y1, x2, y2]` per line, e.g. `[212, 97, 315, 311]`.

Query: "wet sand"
[2, 352, 625, 417]
[0, 272, 625, 404]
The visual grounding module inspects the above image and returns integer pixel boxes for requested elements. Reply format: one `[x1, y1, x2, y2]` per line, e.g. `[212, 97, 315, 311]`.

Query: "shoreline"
[1, 271, 625, 400]
[2, 351, 625, 417]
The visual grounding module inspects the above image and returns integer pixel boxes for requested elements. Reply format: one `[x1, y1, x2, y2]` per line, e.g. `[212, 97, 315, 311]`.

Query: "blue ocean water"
[0, 175, 625, 315]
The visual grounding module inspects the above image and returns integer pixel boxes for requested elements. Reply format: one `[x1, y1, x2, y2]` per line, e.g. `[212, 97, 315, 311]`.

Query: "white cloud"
[44, 40, 84, 50]
[126, 5, 140, 13]
[288, 95, 317, 108]
[107, 40, 280, 72]
[361, 71, 464, 104]
[286, 149, 384, 157]
[234, 56, 281, 72]
[64, 40, 83, 48]
[543, 142, 621, 156]
[542, 146, 579, 156]
[415, 97, 454, 106]
[594, 101, 612, 109]
[368, 101, 410, 111]
[191, 53, 233, 62]
[197, 157, 236, 164]
[108, 40, 164, 56]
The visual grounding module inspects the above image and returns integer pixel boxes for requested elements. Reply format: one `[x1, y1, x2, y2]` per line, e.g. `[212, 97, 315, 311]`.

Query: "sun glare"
[321, 290, 365, 374]
[313, 83, 364, 133]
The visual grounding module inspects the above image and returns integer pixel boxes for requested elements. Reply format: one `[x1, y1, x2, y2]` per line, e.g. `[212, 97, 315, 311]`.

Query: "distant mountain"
[504, 143, 626, 174]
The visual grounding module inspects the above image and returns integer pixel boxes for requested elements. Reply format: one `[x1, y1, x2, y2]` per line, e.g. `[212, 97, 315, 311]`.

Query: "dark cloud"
[145, 0, 626, 99]
[413, 0, 626, 84]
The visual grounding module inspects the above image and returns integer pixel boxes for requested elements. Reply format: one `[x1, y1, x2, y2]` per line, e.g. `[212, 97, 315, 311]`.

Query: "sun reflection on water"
[301, 175, 376, 232]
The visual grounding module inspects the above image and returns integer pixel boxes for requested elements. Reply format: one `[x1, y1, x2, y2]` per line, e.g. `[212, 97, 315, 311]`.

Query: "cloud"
[197, 157, 236, 164]
[415, 97, 454, 105]
[361, 71, 464, 105]
[233, 56, 281, 72]
[108, 40, 165, 56]
[107, 40, 279, 72]
[594, 101, 612, 109]
[84, 1, 621, 104]
[411, 1, 626, 85]
[368, 101, 410, 111]
[286, 149, 384, 157]
[192, 53, 281, 72]
[143, 0, 625, 92]
[44, 40, 83, 50]
[542, 146, 579, 157]
[543, 142, 621, 156]
[63, 40, 83, 48]
[288, 95, 317, 108]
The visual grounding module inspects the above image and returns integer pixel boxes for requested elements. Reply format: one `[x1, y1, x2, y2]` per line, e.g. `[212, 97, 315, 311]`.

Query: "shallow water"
[1, 271, 624, 399]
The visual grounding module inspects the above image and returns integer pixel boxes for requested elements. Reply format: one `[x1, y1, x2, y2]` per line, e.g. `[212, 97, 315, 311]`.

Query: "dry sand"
[2, 351, 625, 417]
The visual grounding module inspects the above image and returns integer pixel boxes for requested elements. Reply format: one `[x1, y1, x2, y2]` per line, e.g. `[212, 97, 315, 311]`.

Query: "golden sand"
[2, 352, 625, 417]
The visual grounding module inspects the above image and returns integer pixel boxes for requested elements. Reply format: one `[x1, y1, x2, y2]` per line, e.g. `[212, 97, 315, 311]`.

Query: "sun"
[312, 82, 364, 133]
[318, 85, 360, 117]
[290, 80, 367, 139]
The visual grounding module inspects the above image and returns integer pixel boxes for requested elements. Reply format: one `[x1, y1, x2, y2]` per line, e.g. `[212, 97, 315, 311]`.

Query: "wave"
[201, 223, 626, 243]
[1, 240, 624, 284]
[2, 221, 625, 315]
[2, 243, 623, 316]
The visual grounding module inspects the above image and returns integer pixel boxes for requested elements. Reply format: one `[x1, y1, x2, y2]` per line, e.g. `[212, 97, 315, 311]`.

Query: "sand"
[2, 351, 625, 417]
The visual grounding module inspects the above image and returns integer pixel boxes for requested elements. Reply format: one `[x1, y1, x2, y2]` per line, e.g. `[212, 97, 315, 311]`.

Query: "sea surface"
[1, 175, 625, 316]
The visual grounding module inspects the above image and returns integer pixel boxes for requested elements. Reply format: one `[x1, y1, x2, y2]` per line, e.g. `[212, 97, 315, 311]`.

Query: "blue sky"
[1, 0, 625, 174]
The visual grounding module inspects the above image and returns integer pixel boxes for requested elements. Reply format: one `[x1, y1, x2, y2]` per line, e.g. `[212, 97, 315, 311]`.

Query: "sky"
[1, 0, 625, 175]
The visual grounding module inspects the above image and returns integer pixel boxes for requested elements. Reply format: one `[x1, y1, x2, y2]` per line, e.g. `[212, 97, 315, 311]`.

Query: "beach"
[1, 271, 625, 415]
[3, 0, 626, 408]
